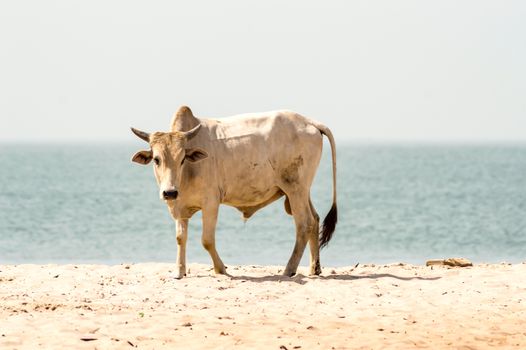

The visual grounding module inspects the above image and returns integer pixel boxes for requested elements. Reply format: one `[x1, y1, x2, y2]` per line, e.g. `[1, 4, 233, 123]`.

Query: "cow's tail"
[312, 121, 338, 249]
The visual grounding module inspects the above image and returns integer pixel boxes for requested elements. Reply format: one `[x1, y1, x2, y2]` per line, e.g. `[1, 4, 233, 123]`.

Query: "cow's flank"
[281, 156, 304, 185]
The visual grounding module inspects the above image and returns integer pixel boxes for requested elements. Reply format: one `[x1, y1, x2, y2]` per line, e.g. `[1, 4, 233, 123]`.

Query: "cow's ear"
[185, 148, 208, 163]
[132, 150, 153, 165]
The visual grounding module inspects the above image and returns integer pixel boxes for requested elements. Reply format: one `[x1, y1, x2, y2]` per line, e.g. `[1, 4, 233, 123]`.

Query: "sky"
[0, 1, 525, 142]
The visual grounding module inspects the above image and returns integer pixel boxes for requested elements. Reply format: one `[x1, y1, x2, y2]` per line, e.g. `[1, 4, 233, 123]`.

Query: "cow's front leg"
[201, 205, 227, 275]
[175, 219, 188, 279]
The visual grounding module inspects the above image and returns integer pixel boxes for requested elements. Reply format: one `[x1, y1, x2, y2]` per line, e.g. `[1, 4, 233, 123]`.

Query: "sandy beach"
[1, 262, 525, 349]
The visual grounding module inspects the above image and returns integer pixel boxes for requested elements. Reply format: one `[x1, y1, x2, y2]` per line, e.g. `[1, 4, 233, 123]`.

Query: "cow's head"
[130, 124, 208, 201]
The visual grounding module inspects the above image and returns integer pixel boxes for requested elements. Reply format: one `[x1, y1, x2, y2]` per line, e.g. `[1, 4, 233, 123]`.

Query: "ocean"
[0, 143, 525, 267]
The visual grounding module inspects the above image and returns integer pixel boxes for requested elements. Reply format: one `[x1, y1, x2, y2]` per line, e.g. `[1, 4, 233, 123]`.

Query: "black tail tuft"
[319, 203, 337, 249]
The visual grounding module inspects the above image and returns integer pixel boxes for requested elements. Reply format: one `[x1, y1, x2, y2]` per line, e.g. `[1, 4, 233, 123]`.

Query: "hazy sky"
[1, 1, 525, 142]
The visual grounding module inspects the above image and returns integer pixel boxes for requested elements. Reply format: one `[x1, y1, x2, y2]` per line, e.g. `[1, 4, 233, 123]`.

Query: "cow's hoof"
[310, 261, 322, 276]
[174, 271, 186, 279]
[283, 269, 296, 277]
[214, 265, 227, 275]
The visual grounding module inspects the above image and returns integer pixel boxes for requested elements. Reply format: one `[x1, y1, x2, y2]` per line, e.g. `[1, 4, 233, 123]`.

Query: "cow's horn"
[131, 127, 150, 142]
[182, 124, 201, 141]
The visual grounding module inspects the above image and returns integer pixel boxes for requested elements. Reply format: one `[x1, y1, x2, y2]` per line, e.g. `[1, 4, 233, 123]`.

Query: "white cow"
[131, 106, 337, 278]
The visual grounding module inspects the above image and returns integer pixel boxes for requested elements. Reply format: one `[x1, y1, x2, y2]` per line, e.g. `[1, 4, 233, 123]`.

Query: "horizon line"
[1, 138, 526, 146]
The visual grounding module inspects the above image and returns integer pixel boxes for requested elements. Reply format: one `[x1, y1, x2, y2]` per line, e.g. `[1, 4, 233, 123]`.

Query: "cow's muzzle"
[162, 190, 178, 200]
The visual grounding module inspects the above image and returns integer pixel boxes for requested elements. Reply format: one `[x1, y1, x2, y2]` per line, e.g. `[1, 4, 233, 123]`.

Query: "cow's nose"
[162, 190, 178, 200]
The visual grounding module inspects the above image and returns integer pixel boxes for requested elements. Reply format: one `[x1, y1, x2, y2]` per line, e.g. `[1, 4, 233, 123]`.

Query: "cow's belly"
[224, 185, 284, 220]
[223, 182, 281, 207]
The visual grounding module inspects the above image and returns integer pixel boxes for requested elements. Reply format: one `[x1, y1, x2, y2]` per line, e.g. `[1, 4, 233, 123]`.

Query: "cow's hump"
[171, 105, 200, 132]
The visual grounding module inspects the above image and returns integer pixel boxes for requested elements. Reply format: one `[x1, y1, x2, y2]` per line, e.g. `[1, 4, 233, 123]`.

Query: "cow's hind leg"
[308, 199, 322, 275]
[201, 204, 227, 275]
[283, 193, 318, 277]
[284, 195, 320, 275]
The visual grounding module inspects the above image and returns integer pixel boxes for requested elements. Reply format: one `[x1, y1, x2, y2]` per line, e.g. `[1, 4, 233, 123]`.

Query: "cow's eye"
[153, 157, 160, 166]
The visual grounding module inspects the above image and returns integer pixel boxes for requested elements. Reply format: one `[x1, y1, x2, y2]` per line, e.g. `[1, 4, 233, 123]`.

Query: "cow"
[131, 106, 337, 278]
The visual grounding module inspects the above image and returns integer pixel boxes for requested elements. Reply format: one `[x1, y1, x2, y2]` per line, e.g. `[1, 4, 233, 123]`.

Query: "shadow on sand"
[226, 272, 441, 285]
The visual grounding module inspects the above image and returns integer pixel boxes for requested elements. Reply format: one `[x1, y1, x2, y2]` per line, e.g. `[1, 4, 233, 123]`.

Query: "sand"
[1, 262, 525, 349]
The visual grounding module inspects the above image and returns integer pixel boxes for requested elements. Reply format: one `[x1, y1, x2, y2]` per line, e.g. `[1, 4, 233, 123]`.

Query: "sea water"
[0, 143, 525, 266]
